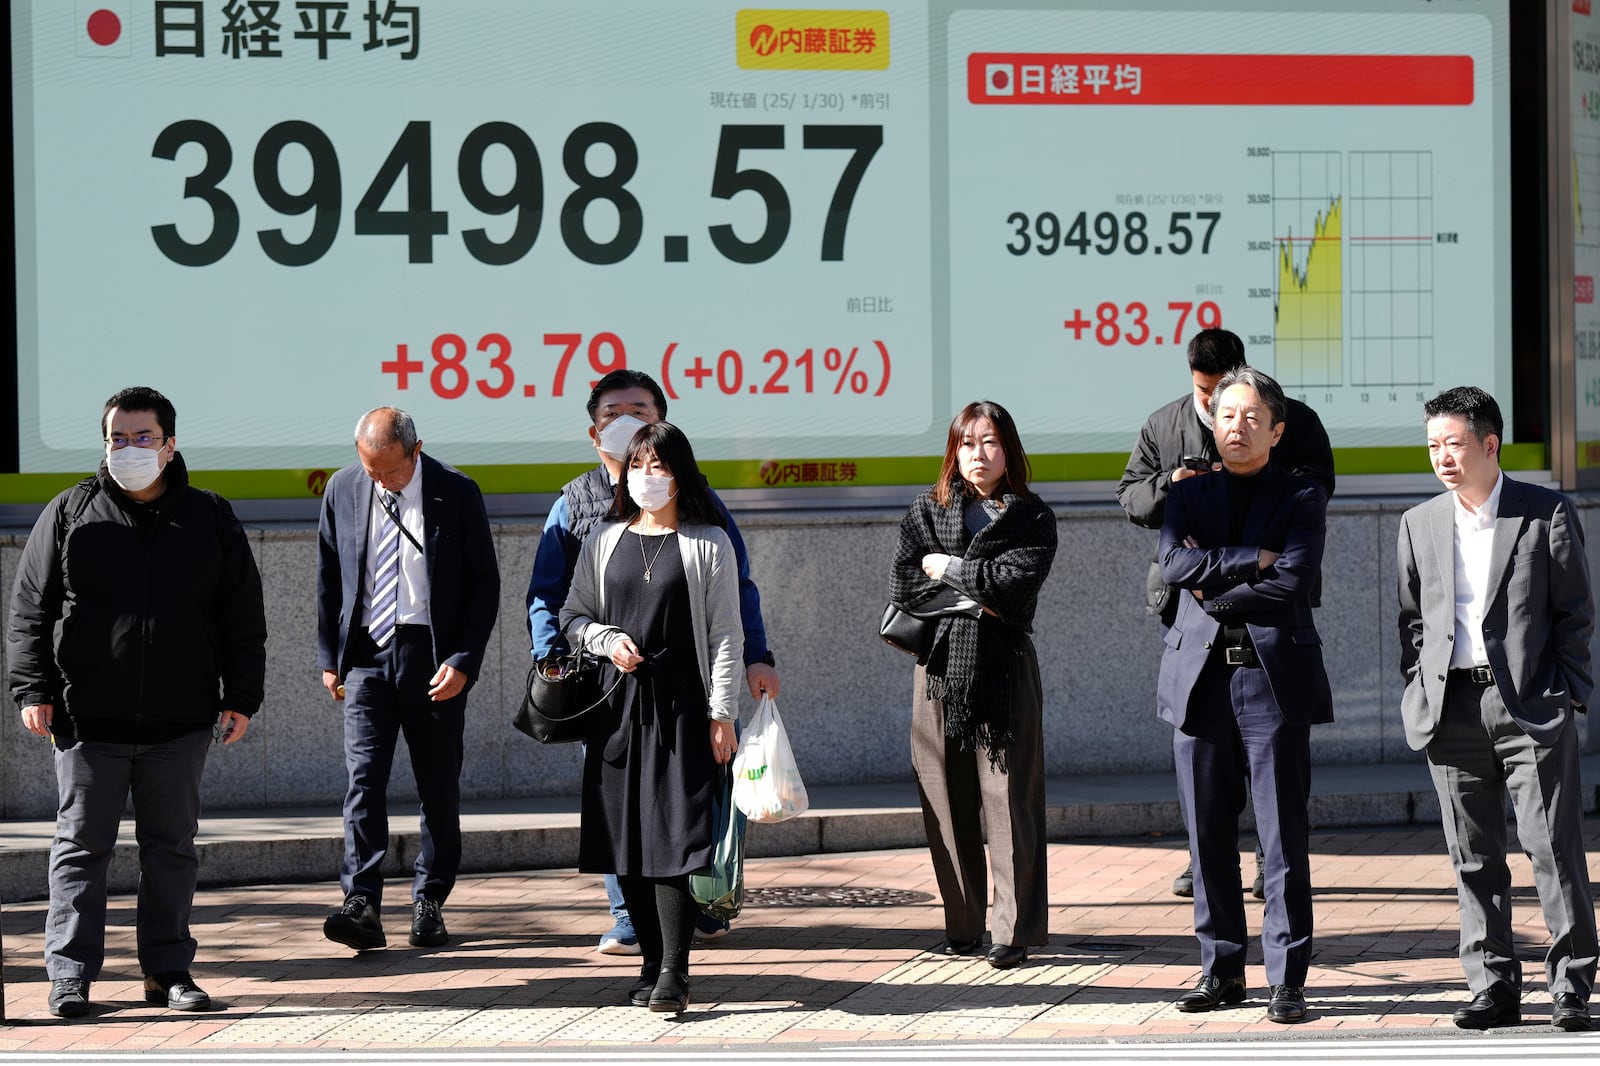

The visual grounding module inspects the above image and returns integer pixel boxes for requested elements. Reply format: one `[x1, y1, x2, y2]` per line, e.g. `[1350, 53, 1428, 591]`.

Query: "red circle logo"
[749, 24, 778, 57]
[306, 470, 331, 496]
[989, 67, 1011, 93]
[759, 460, 781, 485]
[86, 9, 122, 47]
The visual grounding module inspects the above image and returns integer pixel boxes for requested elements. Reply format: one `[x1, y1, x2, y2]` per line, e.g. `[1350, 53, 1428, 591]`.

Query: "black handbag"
[512, 637, 619, 744]
[880, 589, 984, 665]
[880, 603, 936, 663]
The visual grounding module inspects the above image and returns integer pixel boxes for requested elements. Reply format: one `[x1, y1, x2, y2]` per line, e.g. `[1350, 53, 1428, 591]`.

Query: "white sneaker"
[597, 929, 641, 956]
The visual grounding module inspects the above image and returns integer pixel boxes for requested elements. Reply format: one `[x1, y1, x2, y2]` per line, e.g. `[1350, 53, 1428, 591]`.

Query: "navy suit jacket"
[1156, 465, 1333, 729]
[316, 452, 500, 686]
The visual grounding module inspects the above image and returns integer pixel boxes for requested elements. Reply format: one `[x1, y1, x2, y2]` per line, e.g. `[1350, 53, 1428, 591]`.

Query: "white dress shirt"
[362, 465, 431, 628]
[1450, 471, 1503, 669]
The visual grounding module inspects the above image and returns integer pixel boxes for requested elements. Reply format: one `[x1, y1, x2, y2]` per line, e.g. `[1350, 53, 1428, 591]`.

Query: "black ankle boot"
[629, 961, 662, 1007]
[649, 970, 690, 1014]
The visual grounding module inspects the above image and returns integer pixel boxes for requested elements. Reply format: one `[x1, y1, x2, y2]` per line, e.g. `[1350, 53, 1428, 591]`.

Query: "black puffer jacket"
[6, 453, 267, 730]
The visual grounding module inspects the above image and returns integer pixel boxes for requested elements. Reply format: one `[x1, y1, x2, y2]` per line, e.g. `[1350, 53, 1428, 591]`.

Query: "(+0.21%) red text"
[380, 333, 892, 400]
[1063, 300, 1222, 347]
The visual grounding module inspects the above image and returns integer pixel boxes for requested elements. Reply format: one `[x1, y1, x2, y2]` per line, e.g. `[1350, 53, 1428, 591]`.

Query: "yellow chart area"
[1274, 196, 1342, 388]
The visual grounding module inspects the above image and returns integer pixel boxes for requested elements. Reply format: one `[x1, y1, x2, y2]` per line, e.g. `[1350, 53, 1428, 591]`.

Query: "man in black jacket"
[1117, 330, 1335, 898]
[6, 386, 267, 1019]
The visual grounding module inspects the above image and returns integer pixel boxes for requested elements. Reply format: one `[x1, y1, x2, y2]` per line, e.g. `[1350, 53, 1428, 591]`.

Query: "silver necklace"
[638, 529, 674, 582]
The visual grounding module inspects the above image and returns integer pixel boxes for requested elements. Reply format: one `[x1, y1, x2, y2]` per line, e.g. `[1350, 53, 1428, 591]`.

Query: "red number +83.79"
[1063, 301, 1222, 346]
[381, 333, 626, 400]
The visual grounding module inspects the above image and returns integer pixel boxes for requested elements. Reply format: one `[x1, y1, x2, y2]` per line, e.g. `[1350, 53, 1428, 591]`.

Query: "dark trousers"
[1426, 675, 1598, 998]
[341, 625, 467, 909]
[1173, 655, 1313, 986]
[45, 729, 210, 981]
[909, 640, 1048, 948]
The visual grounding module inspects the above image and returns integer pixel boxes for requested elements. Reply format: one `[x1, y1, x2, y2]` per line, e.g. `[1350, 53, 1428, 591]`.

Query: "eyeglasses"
[105, 434, 169, 450]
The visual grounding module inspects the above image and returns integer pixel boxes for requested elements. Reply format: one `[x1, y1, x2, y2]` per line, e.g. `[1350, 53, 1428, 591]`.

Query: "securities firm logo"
[737, 9, 889, 70]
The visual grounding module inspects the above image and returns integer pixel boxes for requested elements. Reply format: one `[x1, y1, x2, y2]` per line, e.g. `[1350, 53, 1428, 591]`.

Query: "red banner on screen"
[1577, 0, 1592, 18]
[967, 53, 1474, 106]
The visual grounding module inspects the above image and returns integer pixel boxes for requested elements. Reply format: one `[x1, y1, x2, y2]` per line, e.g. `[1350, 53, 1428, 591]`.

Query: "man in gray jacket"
[1398, 385, 1596, 1031]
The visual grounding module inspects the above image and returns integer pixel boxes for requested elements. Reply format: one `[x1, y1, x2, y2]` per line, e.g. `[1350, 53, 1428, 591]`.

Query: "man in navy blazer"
[316, 407, 499, 951]
[1398, 386, 1596, 1031]
[1157, 366, 1332, 1024]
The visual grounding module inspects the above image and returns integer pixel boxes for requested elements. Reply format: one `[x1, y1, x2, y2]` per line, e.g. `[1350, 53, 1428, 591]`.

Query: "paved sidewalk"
[2, 819, 1597, 1053]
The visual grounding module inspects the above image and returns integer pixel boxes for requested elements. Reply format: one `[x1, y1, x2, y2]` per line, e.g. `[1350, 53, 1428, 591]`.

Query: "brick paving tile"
[2, 821, 1598, 1048]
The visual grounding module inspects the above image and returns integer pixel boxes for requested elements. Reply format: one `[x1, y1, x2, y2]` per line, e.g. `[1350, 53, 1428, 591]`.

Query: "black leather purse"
[880, 603, 936, 663]
[512, 635, 620, 744]
[880, 589, 984, 665]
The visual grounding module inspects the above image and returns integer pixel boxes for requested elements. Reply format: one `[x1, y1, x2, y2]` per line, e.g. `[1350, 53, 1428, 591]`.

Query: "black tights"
[616, 874, 697, 977]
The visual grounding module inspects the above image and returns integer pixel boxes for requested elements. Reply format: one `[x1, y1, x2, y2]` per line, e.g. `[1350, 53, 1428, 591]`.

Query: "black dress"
[578, 530, 717, 878]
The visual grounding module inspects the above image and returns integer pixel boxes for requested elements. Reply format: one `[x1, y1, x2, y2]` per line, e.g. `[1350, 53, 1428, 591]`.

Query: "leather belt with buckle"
[1450, 666, 1494, 685]
[1223, 645, 1258, 667]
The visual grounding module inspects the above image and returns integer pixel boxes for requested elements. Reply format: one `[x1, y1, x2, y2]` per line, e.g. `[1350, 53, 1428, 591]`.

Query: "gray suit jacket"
[1397, 474, 1594, 751]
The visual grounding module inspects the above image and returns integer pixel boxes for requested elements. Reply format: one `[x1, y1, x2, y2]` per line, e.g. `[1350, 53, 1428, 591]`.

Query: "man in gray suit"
[1398, 385, 1597, 1031]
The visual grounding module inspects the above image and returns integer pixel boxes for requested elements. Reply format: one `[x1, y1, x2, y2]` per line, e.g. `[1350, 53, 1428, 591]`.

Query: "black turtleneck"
[1225, 467, 1264, 542]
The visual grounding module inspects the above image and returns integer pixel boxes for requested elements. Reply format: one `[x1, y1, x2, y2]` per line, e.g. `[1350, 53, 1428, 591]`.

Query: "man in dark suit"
[1398, 386, 1596, 1031]
[1157, 366, 1332, 1024]
[316, 407, 499, 951]
[1118, 328, 1333, 899]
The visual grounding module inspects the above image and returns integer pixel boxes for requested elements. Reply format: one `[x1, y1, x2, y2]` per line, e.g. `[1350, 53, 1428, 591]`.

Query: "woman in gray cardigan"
[560, 421, 742, 1014]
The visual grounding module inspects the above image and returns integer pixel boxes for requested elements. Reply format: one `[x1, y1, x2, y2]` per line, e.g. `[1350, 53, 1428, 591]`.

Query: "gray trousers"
[45, 729, 210, 981]
[1426, 676, 1598, 999]
[910, 639, 1047, 948]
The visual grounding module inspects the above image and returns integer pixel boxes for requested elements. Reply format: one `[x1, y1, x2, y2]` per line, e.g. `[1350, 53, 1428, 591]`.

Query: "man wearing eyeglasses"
[315, 407, 499, 953]
[6, 386, 266, 1019]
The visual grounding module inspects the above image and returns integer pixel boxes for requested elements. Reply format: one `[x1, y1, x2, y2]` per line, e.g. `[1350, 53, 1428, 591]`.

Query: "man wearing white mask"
[526, 369, 779, 953]
[6, 386, 266, 1018]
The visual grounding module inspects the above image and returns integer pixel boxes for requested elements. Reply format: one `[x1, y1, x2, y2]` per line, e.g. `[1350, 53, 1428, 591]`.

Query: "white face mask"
[628, 471, 676, 512]
[597, 414, 648, 460]
[106, 445, 164, 492]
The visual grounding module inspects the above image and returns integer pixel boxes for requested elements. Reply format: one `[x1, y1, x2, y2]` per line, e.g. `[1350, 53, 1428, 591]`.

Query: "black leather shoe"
[324, 895, 386, 951]
[47, 978, 91, 1019]
[1176, 975, 1247, 1012]
[648, 971, 690, 1014]
[1251, 864, 1266, 900]
[144, 972, 211, 1012]
[1452, 981, 1520, 1029]
[1172, 864, 1194, 898]
[940, 938, 983, 957]
[409, 897, 448, 947]
[987, 944, 1028, 970]
[1266, 984, 1307, 1023]
[1552, 992, 1591, 1031]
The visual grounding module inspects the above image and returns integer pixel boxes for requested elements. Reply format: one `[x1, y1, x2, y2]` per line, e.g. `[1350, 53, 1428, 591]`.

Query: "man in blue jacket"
[527, 370, 778, 952]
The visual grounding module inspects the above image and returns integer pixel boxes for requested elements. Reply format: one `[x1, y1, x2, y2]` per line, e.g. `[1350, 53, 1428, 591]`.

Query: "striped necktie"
[369, 490, 401, 647]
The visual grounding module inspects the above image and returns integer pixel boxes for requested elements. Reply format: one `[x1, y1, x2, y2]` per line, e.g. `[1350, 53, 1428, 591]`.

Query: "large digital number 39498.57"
[149, 119, 881, 268]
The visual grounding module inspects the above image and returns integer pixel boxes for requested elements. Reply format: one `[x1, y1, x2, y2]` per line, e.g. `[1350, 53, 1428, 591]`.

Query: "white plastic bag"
[731, 695, 809, 823]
